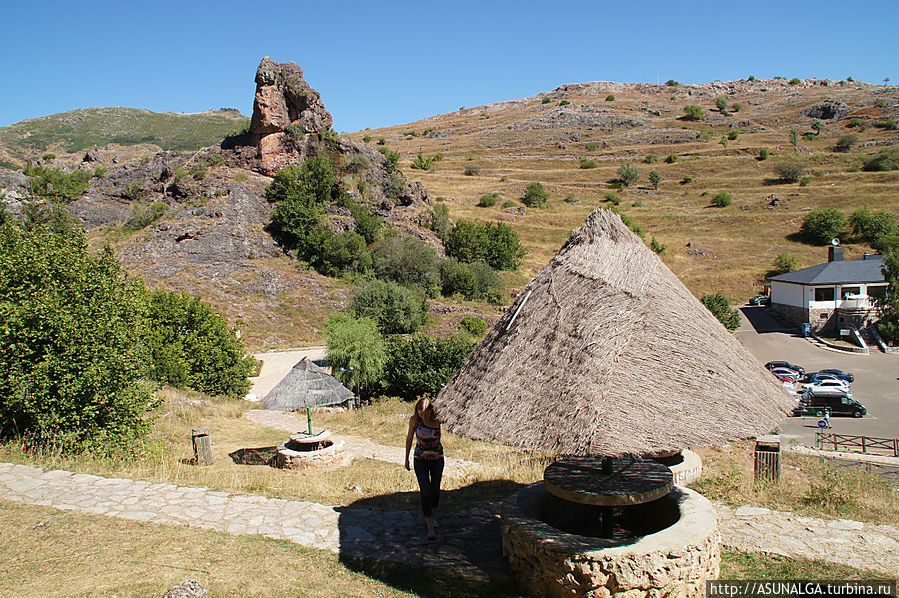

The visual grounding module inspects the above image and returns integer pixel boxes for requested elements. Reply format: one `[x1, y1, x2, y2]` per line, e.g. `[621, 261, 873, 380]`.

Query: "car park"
[796, 394, 866, 418]
[817, 368, 854, 383]
[765, 361, 805, 376]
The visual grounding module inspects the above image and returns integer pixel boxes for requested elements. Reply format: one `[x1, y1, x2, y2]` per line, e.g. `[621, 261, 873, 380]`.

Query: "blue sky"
[2, 0, 896, 132]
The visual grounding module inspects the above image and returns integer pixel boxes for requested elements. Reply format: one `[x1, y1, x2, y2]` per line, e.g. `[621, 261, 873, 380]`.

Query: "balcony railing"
[838, 297, 874, 310]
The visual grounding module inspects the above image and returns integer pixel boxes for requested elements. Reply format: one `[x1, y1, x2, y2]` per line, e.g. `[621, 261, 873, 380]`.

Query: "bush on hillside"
[773, 252, 800, 274]
[800, 209, 845, 245]
[372, 236, 441, 297]
[313, 231, 371, 277]
[382, 172, 405, 201]
[377, 147, 400, 173]
[579, 157, 597, 169]
[683, 105, 704, 121]
[382, 333, 477, 400]
[862, 150, 899, 172]
[775, 162, 805, 183]
[650, 237, 667, 254]
[727, 130, 740, 141]
[644, 154, 658, 164]
[521, 182, 548, 207]
[346, 201, 383, 244]
[23, 163, 92, 202]
[758, 148, 770, 160]
[834, 134, 858, 153]
[605, 95, 615, 101]
[648, 170, 662, 190]
[617, 161, 639, 187]
[716, 97, 728, 112]
[0, 220, 154, 447]
[125, 201, 167, 230]
[144, 290, 253, 397]
[848, 208, 898, 249]
[477, 192, 500, 207]
[429, 203, 452, 240]
[701, 294, 741, 331]
[463, 164, 480, 176]
[665, 154, 678, 164]
[459, 316, 488, 337]
[344, 154, 370, 173]
[447, 220, 524, 270]
[711, 191, 732, 207]
[439, 258, 504, 304]
[349, 280, 427, 334]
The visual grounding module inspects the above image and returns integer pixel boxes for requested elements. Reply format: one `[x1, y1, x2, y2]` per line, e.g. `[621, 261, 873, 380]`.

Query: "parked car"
[749, 295, 770, 306]
[817, 368, 854, 383]
[770, 368, 800, 383]
[803, 379, 851, 394]
[803, 372, 849, 385]
[765, 361, 805, 376]
[796, 394, 866, 418]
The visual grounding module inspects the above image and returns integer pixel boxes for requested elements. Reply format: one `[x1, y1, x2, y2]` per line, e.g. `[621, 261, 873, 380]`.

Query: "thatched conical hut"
[434, 209, 793, 457]
[261, 357, 354, 411]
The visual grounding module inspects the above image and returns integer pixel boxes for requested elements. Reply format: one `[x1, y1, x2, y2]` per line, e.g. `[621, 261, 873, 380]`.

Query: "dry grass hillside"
[347, 78, 899, 299]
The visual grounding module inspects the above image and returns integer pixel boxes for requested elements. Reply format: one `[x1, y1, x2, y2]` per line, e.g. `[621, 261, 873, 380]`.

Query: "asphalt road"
[737, 306, 899, 446]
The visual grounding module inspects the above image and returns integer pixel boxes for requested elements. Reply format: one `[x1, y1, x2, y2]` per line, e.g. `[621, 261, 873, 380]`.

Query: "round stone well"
[274, 430, 347, 470]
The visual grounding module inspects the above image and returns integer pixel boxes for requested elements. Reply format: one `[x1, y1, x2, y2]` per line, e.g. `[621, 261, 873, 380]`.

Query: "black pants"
[413, 458, 444, 517]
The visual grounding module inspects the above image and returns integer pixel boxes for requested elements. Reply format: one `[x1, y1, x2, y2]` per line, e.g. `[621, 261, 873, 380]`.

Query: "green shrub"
[125, 201, 167, 230]
[460, 316, 488, 337]
[711, 191, 732, 207]
[701, 294, 741, 331]
[579, 157, 597, 169]
[0, 221, 155, 447]
[189, 166, 207, 180]
[144, 290, 252, 397]
[775, 162, 805, 182]
[664, 154, 678, 164]
[382, 173, 405, 200]
[325, 314, 386, 400]
[683, 105, 704, 121]
[439, 258, 503, 303]
[234, 172, 248, 182]
[377, 137, 386, 145]
[542, 96, 552, 104]
[862, 150, 899, 172]
[800, 209, 846, 245]
[429, 204, 452, 240]
[347, 201, 383, 244]
[665, 80, 679, 86]
[477, 192, 500, 207]
[799, 176, 812, 186]
[719, 135, 729, 149]
[377, 147, 400, 173]
[559, 100, 570, 106]
[521, 182, 549, 207]
[23, 163, 92, 202]
[643, 154, 658, 164]
[716, 97, 728, 111]
[834, 134, 858, 153]
[731, 103, 742, 112]
[773, 252, 800, 274]
[350, 279, 427, 334]
[603, 191, 621, 205]
[727, 130, 739, 140]
[382, 333, 477, 400]
[650, 237, 667, 254]
[848, 207, 898, 249]
[874, 119, 898, 130]
[759, 147, 770, 160]
[93, 166, 108, 178]
[121, 182, 143, 202]
[614, 209, 645, 239]
[585, 142, 598, 151]
[501, 199, 518, 209]
[680, 175, 694, 184]
[463, 164, 480, 176]
[648, 170, 662, 190]
[372, 235, 441, 296]
[345, 154, 371, 173]
[403, 130, 418, 137]
[748, 75, 756, 81]
[411, 153, 434, 170]
[446, 220, 524, 270]
[848, 118, 861, 128]
[789, 78, 801, 85]
[362, 135, 372, 143]
[617, 161, 639, 187]
[605, 94, 615, 101]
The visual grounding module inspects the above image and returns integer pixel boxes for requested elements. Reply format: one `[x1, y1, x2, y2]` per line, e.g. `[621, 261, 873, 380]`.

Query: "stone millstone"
[543, 456, 673, 506]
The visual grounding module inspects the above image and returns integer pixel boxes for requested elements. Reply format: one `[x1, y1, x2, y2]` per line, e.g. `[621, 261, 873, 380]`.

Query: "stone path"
[2, 462, 899, 578]
[246, 409, 482, 478]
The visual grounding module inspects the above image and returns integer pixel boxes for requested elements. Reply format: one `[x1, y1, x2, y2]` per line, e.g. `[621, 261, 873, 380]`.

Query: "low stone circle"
[501, 483, 720, 598]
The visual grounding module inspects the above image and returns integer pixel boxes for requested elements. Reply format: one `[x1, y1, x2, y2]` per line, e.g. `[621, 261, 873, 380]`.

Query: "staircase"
[861, 325, 884, 353]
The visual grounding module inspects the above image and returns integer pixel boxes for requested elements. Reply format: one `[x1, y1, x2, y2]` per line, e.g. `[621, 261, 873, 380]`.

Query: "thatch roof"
[433, 209, 794, 456]
[261, 357, 354, 411]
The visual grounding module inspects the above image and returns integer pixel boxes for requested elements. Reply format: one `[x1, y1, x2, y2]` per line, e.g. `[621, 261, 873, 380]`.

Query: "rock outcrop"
[248, 57, 333, 175]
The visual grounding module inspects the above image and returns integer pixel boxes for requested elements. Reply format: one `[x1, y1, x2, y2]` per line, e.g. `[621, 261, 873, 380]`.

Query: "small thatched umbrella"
[261, 357, 354, 434]
[434, 209, 794, 457]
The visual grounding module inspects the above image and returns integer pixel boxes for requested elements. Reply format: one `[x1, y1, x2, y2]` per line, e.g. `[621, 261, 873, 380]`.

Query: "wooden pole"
[191, 428, 213, 465]
[306, 407, 312, 435]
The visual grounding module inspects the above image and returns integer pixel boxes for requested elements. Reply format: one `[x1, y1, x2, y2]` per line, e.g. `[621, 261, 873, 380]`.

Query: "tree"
[325, 314, 386, 399]
[700, 294, 741, 331]
[144, 290, 253, 397]
[711, 191, 732, 207]
[313, 231, 371, 277]
[648, 170, 662, 190]
[683, 105, 704, 121]
[521, 182, 548, 207]
[382, 333, 477, 400]
[617, 161, 639, 187]
[773, 252, 800, 274]
[372, 236, 441, 296]
[715, 97, 728, 112]
[0, 220, 154, 447]
[800, 209, 845, 245]
[875, 250, 899, 343]
[789, 128, 799, 150]
[446, 220, 524, 270]
[848, 208, 898, 249]
[834, 134, 857, 152]
[719, 135, 729, 149]
[812, 120, 826, 136]
[775, 162, 805, 183]
[349, 279, 428, 334]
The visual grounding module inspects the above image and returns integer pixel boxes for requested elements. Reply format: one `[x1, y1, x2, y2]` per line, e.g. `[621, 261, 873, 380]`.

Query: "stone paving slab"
[1, 462, 897, 579]
[245, 409, 481, 477]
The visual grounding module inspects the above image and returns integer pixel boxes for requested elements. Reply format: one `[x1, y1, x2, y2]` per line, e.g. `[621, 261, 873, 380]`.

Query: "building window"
[814, 287, 835, 301]
[841, 286, 860, 299]
[868, 285, 887, 299]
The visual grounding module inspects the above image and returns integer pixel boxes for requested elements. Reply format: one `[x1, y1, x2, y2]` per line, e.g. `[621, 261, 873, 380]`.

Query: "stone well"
[501, 484, 720, 598]
[651, 449, 703, 486]
[274, 430, 348, 470]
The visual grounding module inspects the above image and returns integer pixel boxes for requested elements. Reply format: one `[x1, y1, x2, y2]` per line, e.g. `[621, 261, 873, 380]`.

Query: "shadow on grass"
[336, 479, 525, 598]
[228, 446, 278, 466]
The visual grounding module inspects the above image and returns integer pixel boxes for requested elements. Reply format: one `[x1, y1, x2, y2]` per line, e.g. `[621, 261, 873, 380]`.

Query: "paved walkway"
[2, 462, 898, 579]
[245, 409, 481, 478]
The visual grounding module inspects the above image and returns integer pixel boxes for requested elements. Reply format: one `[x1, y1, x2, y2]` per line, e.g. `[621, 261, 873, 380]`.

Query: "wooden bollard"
[192, 427, 214, 465]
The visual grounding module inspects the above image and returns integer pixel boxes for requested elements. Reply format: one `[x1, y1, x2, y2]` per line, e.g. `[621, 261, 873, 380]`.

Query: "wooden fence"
[815, 432, 899, 457]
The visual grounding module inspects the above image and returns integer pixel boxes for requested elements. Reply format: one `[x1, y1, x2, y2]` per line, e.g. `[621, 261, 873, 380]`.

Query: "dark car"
[802, 372, 849, 385]
[796, 394, 866, 418]
[749, 295, 770, 306]
[817, 368, 854, 383]
[765, 361, 805, 376]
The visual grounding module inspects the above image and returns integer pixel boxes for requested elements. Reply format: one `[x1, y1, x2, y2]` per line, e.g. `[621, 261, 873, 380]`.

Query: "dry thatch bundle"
[434, 209, 794, 456]
[261, 357, 354, 411]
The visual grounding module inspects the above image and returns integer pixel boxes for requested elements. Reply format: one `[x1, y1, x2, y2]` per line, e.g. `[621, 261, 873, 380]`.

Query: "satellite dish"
[831, 238, 840, 246]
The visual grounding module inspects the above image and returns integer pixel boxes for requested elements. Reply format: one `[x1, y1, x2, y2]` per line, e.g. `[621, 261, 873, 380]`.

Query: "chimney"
[828, 246, 844, 262]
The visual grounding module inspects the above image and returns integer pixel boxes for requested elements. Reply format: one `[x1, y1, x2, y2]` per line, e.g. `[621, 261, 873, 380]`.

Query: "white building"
[768, 246, 886, 332]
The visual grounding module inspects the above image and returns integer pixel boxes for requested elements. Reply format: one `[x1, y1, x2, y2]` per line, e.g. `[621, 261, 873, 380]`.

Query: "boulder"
[162, 579, 208, 598]
[82, 148, 102, 163]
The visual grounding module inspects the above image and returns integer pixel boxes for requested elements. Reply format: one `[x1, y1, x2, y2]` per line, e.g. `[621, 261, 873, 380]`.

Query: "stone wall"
[501, 484, 720, 598]
[772, 302, 807, 328]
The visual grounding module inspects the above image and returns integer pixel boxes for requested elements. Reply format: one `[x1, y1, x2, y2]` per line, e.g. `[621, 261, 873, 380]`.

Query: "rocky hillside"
[0, 107, 249, 168]
[348, 77, 899, 298]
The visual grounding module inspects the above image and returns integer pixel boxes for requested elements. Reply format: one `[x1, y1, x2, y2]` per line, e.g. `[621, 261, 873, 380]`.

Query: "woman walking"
[404, 397, 444, 540]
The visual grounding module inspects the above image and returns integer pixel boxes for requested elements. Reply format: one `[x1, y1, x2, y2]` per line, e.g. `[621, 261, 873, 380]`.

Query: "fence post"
[192, 427, 213, 465]
[834, 434, 838, 451]
[861, 436, 866, 454]
[894, 438, 898, 457]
